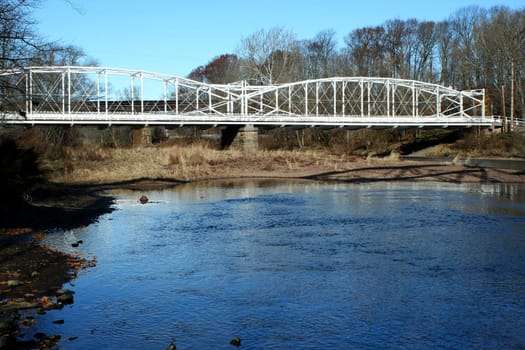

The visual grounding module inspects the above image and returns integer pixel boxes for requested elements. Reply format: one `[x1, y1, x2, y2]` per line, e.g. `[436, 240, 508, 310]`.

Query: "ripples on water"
[36, 181, 525, 349]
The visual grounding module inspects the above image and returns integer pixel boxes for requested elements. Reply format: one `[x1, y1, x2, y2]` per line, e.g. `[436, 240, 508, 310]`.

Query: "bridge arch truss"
[0, 66, 496, 128]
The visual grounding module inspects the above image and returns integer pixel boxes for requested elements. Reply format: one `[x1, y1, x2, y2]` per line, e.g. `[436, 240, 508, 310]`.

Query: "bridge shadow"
[302, 163, 495, 183]
[94, 177, 189, 190]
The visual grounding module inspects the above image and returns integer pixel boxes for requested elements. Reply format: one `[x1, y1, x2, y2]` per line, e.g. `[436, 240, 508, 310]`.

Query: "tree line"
[188, 6, 524, 119]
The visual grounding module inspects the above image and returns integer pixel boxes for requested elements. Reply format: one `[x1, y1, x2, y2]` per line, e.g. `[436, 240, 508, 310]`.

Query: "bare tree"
[303, 29, 337, 78]
[31, 43, 96, 66]
[237, 27, 299, 84]
[414, 21, 437, 81]
[383, 19, 408, 78]
[0, 0, 43, 112]
[344, 26, 386, 76]
[477, 6, 525, 117]
[436, 21, 454, 86]
[448, 6, 487, 89]
[0, 0, 44, 69]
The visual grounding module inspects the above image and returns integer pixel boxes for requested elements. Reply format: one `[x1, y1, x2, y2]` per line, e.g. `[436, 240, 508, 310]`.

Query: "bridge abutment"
[222, 124, 258, 151]
[132, 126, 152, 146]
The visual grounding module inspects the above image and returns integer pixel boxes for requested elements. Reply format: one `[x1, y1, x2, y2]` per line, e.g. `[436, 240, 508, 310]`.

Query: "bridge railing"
[493, 115, 525, 130]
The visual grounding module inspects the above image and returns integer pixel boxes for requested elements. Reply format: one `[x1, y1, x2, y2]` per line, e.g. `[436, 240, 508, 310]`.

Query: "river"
[31, 180, 525, 349]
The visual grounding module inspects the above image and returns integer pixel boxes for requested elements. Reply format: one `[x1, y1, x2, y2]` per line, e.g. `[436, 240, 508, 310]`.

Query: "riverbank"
[46, 142, 525, 185]
[0, 185, 115, 349]
[1, 156, 525, 348]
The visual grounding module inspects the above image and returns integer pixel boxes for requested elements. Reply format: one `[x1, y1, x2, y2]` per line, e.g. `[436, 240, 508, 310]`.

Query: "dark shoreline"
[0, 183, 118, 349]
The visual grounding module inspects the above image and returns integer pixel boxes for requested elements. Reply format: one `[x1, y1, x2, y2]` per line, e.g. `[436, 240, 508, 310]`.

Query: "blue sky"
[35, 0, 524, 77]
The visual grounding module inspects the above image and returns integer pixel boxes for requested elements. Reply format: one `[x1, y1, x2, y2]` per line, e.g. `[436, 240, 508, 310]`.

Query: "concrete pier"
[132, 126, 152, 146]
[221, 124, 258, 150]
[229, 124, 258, 151]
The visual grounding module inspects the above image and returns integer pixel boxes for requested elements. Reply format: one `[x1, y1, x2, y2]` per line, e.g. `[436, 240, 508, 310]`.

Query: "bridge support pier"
[132, 126, 152, 146]
[222, 124, 258, 151]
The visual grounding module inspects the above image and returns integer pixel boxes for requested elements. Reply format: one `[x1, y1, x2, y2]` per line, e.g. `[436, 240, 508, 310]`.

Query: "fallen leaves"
[66, 256, 97, 279]
[32, 231, 46, 240]
[0, 227, 32, 235]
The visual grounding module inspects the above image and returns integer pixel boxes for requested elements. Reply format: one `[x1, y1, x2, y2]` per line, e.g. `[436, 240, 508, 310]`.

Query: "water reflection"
[36, 181, 525, 349]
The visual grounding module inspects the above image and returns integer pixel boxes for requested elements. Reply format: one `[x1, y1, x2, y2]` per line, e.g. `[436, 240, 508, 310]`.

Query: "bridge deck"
[1, 112, 498, 129]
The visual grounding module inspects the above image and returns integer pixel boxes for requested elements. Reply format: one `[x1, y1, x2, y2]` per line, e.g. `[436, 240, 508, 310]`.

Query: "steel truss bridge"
[0, 66, 500, 129]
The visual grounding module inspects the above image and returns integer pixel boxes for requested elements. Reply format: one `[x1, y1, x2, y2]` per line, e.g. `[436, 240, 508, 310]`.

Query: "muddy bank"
[0, 184, 114, 349]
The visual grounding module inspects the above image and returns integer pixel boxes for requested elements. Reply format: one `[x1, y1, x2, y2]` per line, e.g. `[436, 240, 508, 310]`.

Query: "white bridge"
[0, 66, 500, 129]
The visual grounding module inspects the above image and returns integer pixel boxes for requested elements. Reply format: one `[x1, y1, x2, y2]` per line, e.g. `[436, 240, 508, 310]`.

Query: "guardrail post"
[140, 72, 144, 114]
[241, 80, 247, 115]
[131, 74, 135, 115]
[25, 68, 32, 115]
[67, 68, 71, 116]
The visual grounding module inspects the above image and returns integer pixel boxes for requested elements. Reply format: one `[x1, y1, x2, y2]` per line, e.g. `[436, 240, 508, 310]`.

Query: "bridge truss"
[0, 66, 498, 129]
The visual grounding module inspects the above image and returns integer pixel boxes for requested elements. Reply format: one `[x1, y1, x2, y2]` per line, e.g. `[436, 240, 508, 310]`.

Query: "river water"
[34, 181, 525, 349]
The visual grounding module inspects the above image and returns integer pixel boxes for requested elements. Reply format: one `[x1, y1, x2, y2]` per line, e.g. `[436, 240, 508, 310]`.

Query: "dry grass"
[40, 129, 525, 185]
[421, 131, 525, 159]
[48, 144, 357, 184]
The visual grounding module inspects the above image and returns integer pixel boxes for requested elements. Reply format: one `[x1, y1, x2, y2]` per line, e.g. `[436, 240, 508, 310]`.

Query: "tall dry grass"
[49, 144, 357, 184]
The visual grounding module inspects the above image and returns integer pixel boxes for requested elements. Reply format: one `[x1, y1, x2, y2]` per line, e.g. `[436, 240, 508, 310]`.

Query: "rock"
[0, 319, 11, 334]
[41, 334, 61, 348]
[22, 317, 34, 326]
[230, 337, 241, 347]
[50, 303, 64, 310]
[48, 335, 61, 341]
[34, 332, 46, 339]
[56, 293, 74, 305]
[139, 195, 149, 204]
[56, 289, 75, 296]
[0, 315, 15, 348]
[0, 313, 19, 349]
[0, 301, 39, 313]
[0, 334, 11, 349]
[71, 240, 83, 247]
[7, 280, 22, 287]
[166, 341, 176, 350]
